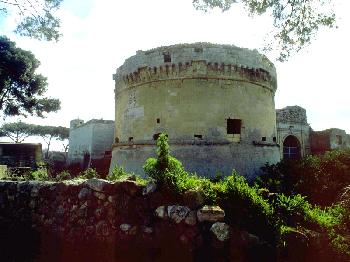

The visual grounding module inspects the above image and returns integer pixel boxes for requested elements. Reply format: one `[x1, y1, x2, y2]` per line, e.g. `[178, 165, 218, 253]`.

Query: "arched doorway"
[283, 135, 301, 159]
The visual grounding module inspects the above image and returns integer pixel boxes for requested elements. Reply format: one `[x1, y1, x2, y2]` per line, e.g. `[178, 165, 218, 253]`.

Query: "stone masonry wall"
[0, 179, 267, 262]
[111, 43, 280, 179]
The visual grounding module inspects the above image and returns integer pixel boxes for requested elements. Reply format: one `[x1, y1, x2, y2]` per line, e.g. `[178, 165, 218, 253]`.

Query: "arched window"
[283, 135, 301, 159]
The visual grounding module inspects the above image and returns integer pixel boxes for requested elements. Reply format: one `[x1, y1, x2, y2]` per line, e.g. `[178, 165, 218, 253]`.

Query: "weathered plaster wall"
[110, 143, 280, 180]
[68, 120, 114, 165]
[68, 122, 93, 164]
[111, 43, 280, 178]
[91, 123, 115, 158]
[0, 179, 266, 262]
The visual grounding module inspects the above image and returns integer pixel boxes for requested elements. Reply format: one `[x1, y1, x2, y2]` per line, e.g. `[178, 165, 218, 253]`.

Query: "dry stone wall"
[0, 179, 268, 262]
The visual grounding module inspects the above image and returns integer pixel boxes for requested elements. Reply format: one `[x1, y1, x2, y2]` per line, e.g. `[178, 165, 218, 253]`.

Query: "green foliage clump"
[0, 36, 61, 117]
[28, 167, 49, 181]
[143, 133, 275, 239]
[107, 165, 148, 185]
[55, 170, 71, 181]
[273, 194, 307, 226]
[78, 168, 100, 179]
[107, 165, 130, 181]
[256, 150, 350, 206]
[144, 133, 191, 192]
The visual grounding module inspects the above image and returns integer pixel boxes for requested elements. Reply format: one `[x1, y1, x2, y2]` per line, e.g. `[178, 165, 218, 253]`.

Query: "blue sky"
[0, 0, 349, 150]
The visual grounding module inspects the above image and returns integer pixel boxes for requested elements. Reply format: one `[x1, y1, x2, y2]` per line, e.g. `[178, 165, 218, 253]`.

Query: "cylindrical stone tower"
[110, 43, 280, 179]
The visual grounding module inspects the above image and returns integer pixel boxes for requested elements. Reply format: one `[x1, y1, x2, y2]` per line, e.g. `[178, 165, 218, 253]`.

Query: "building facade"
[0, 143, 42, 168]
[310, 128, 350, 155]
[110, 43, 281, 179]
[68, 119, 114, 168]
[276, 106, 311, 159]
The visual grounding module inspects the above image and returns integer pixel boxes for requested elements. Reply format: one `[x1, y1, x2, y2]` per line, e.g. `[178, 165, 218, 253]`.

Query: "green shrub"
[273, 194, 307, 226]
[143, 133, 190, 192]
[218, 172, 276, 239]
[107, 165, 148, 185]
[55, 170, 71, 181]
[78, 168, 100, 179]
[304, 204, 346, 229]
[107, 165, 129, 181]
[256, 150, 350, 206]
[29, 167, 50, 181]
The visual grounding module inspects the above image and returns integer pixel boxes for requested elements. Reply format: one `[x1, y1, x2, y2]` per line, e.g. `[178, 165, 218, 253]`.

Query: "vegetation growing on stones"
[144, 133, 350, 259]
[107, 165, 148, 185]
[77, 168, 100, 179]
[1, 132, 349, 260]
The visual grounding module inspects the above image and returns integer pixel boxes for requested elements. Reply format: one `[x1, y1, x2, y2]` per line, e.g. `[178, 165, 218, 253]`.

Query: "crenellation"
[111, 43, 280, 178]
[115, 60, 276, 93]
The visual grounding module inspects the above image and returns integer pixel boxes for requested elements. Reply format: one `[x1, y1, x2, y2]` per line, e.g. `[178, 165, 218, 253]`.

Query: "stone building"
[276, 106, 311, 159]
[0, 143, 42, 168]
[68, 119, 114, 168]
[110, 43, 280, 179]
[310, 128, 350, 155]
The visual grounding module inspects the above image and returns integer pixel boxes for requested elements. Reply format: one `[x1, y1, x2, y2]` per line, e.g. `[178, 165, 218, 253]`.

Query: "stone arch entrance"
[283, 135, 301, 159]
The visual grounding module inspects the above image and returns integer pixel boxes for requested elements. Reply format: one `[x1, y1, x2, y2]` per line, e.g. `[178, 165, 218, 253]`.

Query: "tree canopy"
[193, 0, 336, 61]
[0, 0, 63, 41]
[0, 121, 69, 154]
[0, 121, 34, 142]
[32, 124, 69, 156]
[0, 36, 60, 117]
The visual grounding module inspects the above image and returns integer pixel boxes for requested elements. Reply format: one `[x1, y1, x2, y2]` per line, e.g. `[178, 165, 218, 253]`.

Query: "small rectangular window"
[262, 137, 266, 142]
[128, 137, 133, 142]
[227, 119, 241, 134]
[194, 134, 203, 140]
[194, 47, 203, 53]
[156, 118, 160, 124]
[163, 53, 171, 63]
[273, 137, 277, 142]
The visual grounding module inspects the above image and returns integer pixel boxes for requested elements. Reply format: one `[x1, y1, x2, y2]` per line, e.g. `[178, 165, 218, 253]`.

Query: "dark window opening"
[336, 135, 342, 145]
[156, 118, 160, 124]
[163, 53, 171, 63]
[194, 47, 203, 53]
[153, 133, 161, 141]
[227, 119, 242, 134]
[283, 135, 301, 159]
[185, 62, 190, 66]
[262, 137, 266, 142]
[114, 137, 119, 143]
[194, 134, 203, 140]
[128, 137, 133, 142]
[273, 137, 277, 142]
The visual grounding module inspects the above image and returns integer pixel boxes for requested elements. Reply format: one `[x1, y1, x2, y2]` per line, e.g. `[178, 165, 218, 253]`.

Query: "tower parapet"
[110, 43, 280, 179]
